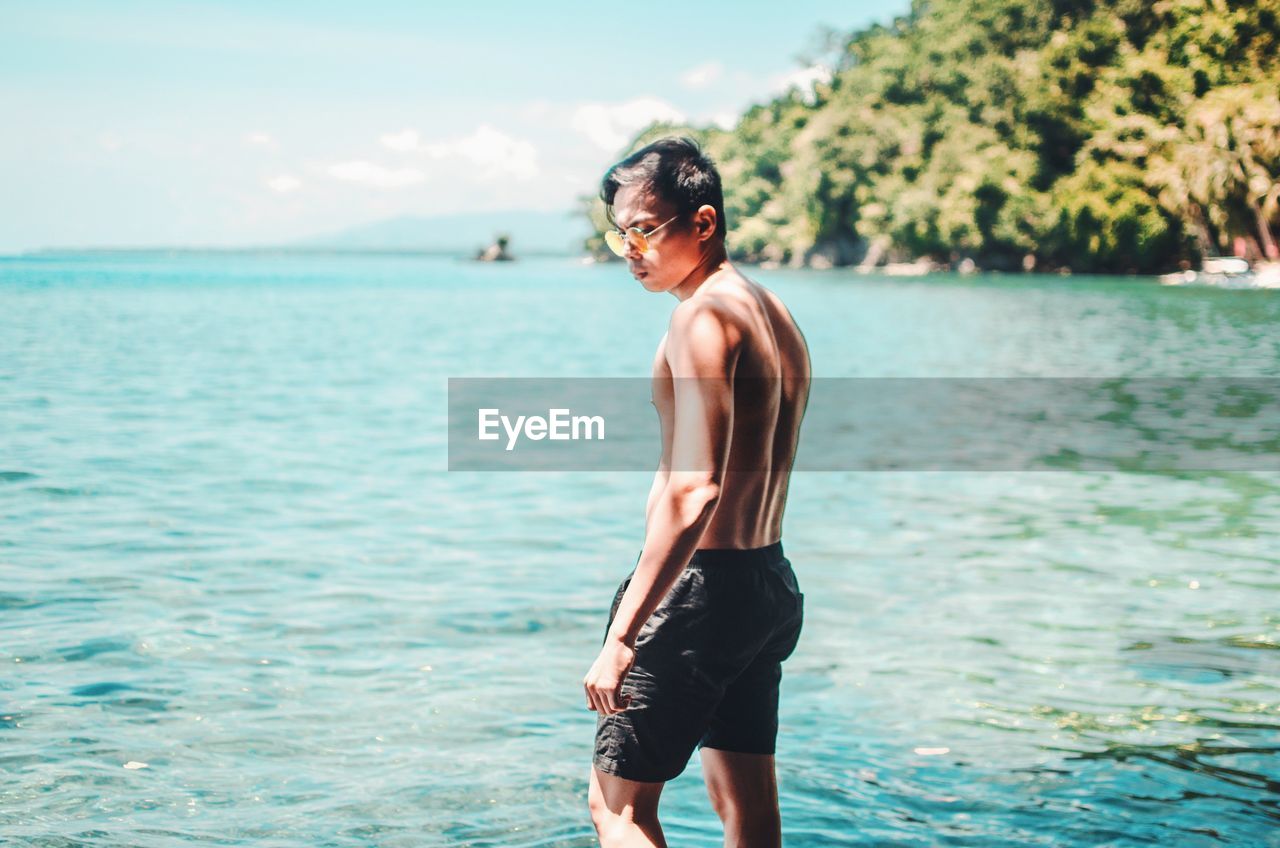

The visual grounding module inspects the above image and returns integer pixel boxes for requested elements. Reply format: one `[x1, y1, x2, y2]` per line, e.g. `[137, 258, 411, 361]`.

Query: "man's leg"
[588, 765, 668, 848]
[700, 749, 782, 848]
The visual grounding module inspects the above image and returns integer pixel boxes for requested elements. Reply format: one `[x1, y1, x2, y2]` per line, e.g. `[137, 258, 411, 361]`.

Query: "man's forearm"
[607, 483, 721, 647]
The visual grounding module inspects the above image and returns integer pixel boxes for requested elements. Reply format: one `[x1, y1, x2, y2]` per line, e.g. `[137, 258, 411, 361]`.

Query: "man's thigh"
[589, 764, 665, 816]
[699, 748, 780, 822]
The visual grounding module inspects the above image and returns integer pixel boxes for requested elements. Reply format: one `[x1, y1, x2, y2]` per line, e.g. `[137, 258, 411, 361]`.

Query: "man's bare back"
[648, 269, 811, 548]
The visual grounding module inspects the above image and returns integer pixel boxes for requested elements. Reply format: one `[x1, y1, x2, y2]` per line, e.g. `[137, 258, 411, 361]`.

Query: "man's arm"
[643, 335, 673, 534]
[643, 451, 670, 536]
[606, 304, 741, 647]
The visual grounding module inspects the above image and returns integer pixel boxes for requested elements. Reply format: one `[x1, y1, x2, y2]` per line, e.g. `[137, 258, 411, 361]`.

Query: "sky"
[1, 0, 908, 253]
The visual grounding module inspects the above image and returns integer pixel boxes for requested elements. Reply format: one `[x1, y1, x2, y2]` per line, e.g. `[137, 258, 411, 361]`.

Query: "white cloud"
[769, 64, 834, 105]
[380, 129, 421, 152]
[244, 131, 278, 150]
[98, 132, 123, 152]
[516, 99, 553, 120]
[266, 174, 302, 194]
[384, 124, 539, 181]
[711, 112, 738, 131]
[680, 61, 723, 89]
[326, 160, 425, 189]
[570, 98, 686, 152]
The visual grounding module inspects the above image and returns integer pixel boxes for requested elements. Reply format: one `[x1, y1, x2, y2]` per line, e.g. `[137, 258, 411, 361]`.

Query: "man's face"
[609, 183, 714, 293]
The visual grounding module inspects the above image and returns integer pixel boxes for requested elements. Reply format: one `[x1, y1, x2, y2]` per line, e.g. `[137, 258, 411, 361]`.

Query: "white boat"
[1159, 258, 1278, 289]
[1203, 256, 1251, 274]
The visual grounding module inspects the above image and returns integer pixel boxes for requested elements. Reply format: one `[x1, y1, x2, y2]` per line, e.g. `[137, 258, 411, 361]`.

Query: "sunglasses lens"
[629, 228, 650, 254]
[604, 230, 625, 257]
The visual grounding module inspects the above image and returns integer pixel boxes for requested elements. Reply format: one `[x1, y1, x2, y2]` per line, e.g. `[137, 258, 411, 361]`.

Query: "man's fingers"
[603, 683, 632, 714]
[585, 683, 624, 715]
[585, 672, 633, 714]
[591, 685, 609, 715]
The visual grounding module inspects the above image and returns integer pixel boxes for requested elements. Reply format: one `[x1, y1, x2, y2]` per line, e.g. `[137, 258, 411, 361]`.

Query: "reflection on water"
[1, 255, 1278, 845]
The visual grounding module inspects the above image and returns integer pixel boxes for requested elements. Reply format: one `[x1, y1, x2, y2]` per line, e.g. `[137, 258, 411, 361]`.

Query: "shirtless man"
[582, 137, 811, 847]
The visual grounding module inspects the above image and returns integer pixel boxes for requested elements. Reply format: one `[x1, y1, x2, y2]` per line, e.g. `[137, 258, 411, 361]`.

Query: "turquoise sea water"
[2, 254, 1278, 846]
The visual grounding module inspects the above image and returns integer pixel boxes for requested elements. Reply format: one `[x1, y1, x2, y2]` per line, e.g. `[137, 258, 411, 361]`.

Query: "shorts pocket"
[768, 589, 804, 663]
[763, 561, 802, 605]
[786, 593, 805, 659]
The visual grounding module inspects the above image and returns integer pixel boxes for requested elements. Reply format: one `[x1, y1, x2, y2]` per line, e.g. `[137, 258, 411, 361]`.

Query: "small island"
[474, 233, 514, 262]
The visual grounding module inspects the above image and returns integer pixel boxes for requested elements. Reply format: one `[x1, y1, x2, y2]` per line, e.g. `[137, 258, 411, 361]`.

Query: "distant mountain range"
[294, 209, 591, 256]
[20, 209, 592, 257]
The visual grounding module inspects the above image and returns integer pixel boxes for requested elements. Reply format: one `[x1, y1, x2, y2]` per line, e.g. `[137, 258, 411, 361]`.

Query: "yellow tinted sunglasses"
[604, 214, 680, 257]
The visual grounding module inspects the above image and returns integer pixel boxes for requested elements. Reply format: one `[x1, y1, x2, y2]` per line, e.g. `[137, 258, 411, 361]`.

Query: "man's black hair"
[600, 136, 727, 241]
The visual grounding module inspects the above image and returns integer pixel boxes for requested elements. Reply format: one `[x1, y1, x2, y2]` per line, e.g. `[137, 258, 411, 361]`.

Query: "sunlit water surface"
[2, 254, 1278, 846]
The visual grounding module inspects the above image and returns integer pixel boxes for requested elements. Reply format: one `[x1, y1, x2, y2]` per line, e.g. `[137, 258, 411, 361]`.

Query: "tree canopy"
[585, 0, 1280, 273]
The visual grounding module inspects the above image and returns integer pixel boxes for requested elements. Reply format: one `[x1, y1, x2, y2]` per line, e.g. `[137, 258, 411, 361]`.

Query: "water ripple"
[1, 256, 1278, 844]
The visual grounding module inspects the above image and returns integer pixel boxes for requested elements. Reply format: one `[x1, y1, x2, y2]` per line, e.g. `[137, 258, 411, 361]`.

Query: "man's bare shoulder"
[663, 302, 744, 385]
[742, 274, 805, 343]
[669, 269, 758, 335]
[666, 296, 743, 362]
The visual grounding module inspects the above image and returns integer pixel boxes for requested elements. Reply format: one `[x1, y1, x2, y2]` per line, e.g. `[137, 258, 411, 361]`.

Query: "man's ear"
[695, 204, 718, 241]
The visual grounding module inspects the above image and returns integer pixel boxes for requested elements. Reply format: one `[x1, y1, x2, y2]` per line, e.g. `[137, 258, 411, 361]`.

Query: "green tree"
[583, 0, 1280, 273]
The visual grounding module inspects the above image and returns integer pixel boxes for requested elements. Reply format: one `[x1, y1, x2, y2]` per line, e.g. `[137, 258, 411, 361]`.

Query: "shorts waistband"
[688, 540, 785, 568]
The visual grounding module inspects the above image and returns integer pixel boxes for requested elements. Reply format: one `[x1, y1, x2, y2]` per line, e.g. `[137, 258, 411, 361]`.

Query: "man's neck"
[669, 244, 732, 302]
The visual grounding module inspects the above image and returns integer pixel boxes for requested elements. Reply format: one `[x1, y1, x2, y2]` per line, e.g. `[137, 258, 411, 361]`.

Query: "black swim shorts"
[593, 540, 805, 783]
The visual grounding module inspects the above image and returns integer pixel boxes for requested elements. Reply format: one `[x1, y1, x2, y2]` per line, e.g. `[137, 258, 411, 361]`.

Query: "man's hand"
[583, 638, 636, 715]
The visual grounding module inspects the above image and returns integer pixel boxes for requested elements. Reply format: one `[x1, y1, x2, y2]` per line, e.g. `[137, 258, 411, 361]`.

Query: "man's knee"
[592, 817, 645, 848]
[708, 791, 778, 826]
[716, 805, 782, 847]
[587, 777, 610, 827]
[706, 782, 734, 821]
[588, 801, 663, 848]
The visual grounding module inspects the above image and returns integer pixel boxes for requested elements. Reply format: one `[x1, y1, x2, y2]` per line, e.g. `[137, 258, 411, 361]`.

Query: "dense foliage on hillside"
[586, 0, 1280, 273]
